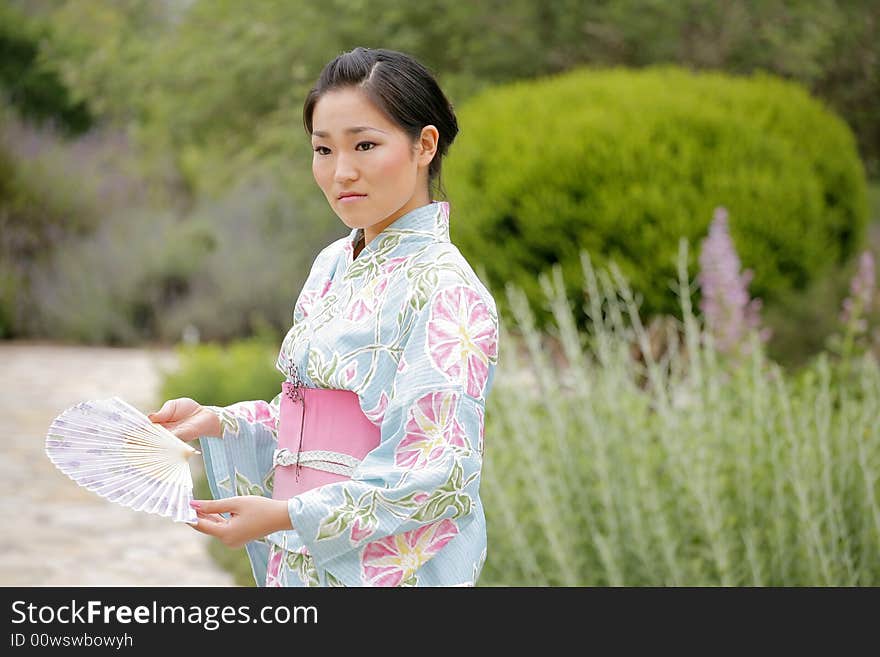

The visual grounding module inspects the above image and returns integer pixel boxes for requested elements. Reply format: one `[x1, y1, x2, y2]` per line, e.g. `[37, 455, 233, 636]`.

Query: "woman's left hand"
[187, 496, 293, 549]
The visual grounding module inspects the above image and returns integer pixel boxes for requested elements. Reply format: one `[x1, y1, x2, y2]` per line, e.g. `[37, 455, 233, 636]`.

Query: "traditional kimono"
[198, 200, 499, 587]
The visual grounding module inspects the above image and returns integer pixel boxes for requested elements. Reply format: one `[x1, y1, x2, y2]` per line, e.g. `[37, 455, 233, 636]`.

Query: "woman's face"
[310, 87, 438, 243]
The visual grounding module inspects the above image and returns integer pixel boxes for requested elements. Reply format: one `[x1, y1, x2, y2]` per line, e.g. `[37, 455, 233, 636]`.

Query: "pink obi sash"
[272, 381, 381, 500]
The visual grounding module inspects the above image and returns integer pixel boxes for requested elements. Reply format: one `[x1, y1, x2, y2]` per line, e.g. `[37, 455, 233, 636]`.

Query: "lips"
[338, 193, 366, 199]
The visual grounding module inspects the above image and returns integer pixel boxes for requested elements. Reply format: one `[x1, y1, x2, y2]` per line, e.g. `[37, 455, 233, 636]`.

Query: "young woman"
[149, 47, 499, 587]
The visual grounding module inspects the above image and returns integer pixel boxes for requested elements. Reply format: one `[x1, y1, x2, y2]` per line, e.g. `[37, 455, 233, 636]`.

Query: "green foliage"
[4, 0, 875, 367]
[23, 205, 208, 345]
[447, 64, 869, 331]
[479, 246, 880, 585]
[762, 179, 880, 370]
[762, 265, 854, 371]
[0, 103, 107, 339]
[157, 332, 284, 409]
[19, 170, 337, 346]
[23, 0, 879, 195]
[0, 2, 92, 133]
[764, 254, 880, 372]
[155, 177, 340, 343]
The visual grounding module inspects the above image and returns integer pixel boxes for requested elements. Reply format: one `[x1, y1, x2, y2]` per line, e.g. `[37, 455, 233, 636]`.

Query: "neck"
[363, 191, 431, 246]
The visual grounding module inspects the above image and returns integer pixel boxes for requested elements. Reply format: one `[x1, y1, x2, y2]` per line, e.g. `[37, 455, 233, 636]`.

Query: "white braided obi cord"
[272, 448, 361, 477]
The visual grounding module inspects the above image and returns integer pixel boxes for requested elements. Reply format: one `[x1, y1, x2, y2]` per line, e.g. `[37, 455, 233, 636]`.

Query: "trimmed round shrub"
[446, 64, 869, 328]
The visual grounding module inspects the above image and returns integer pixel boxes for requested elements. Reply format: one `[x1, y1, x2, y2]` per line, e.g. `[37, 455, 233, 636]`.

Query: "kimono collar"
[347, 200, 451, 259]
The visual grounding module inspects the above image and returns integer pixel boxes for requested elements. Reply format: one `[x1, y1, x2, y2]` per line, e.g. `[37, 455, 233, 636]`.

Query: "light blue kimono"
[198, 200, 499, 586]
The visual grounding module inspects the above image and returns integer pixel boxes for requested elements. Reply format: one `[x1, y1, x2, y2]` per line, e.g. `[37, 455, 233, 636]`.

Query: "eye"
[312, 141, 376, 155]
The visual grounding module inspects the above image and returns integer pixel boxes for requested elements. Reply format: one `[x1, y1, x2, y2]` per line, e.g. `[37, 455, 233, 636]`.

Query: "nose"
[333, 152, 359, 184]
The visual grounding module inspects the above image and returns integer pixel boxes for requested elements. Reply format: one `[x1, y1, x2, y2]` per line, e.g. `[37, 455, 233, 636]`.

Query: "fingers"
[190, 499, 233, 515]
[148, 399, 177, 422]
[194, 509, 228, 526]
[188, 511, 228, 536]
[195, 509, 227, 523]
[188, 507, 244, 548]
[164, 418, 195, 442]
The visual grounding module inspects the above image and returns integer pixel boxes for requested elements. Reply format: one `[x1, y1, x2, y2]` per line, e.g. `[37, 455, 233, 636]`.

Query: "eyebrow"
[311, 126, 387, 138]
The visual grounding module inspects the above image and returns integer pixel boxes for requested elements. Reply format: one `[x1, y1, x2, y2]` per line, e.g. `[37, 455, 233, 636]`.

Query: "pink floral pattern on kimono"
[363, 390, 390, 426]
[395, 391, 468, 469]
[345, 277, 390, 322]
[296, 277, 333, 319]
[266, 546, 284, 587]
[342, 360, 358, 385]
[427, 285, 498, 399]
[344, 256, 409, 322]
[351, 516, 376, 543]
[360, 519, 460, 586]
[225, 399, 277, 436]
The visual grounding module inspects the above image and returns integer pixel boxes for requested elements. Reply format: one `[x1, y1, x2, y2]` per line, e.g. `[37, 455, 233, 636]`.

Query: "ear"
[417, 125, 439, 167]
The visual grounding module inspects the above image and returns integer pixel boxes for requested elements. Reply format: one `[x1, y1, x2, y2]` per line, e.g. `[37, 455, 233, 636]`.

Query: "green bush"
[447, 64, 869, 331]
[157, 330, 283, 408]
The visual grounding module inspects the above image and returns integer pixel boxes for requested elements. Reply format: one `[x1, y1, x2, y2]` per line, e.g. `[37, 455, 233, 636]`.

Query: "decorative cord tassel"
[295, 396, 305, 481]
[284, 361, 306, 482]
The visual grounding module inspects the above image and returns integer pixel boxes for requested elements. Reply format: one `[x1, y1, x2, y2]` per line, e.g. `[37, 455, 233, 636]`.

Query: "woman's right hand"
[147, 397, 222, 443]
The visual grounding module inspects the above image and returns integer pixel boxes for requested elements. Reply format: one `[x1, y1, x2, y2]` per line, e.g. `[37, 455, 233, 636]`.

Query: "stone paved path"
[0, 341, 235, 586]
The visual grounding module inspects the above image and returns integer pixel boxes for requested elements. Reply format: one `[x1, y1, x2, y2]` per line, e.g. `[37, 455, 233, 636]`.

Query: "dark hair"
[303, 47, 458, 200]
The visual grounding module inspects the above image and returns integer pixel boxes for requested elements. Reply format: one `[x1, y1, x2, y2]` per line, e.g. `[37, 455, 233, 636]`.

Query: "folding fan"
[45, 396, 201, 524]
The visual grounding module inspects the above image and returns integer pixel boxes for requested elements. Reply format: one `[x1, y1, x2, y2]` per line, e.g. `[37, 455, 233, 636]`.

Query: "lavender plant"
[696, 206, 771, 363]
[479, 240, 880, 586]
[833, 250, 877, 363]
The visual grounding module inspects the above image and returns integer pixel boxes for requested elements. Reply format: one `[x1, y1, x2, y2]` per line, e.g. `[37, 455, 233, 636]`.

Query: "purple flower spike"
[697, 206, 771, 356]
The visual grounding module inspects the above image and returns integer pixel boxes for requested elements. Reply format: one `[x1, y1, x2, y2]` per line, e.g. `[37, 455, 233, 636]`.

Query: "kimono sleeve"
[198, 394, 282, 501]
[196, 396, 281, 587]
[286, 279, 499, 585]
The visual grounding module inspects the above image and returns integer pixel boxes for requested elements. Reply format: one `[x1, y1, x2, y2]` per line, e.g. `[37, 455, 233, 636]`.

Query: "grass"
[479, 241, 879, 585]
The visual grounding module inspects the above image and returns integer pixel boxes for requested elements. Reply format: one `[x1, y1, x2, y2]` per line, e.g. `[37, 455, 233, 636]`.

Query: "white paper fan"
[45, 396, 200, 524]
